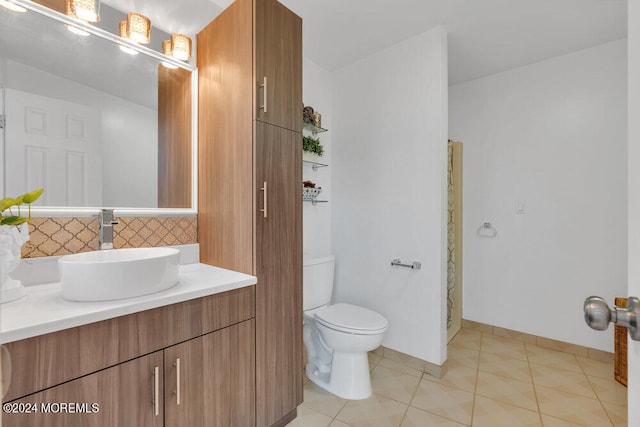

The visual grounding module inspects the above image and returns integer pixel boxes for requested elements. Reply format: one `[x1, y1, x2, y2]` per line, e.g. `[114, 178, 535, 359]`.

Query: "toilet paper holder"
[391, 259, 422, 270]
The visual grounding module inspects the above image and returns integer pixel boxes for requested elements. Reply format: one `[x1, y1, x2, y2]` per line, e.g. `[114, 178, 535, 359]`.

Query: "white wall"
[449, 39, 627, 352]
[2, 59, 157, 208]
[303, 58, 332, 257]
[628, 2, 640, 420]
[332, 27, 449, 365]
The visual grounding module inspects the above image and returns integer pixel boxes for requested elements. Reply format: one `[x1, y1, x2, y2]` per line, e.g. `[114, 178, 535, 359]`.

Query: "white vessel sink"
[59, 248, 180, 301]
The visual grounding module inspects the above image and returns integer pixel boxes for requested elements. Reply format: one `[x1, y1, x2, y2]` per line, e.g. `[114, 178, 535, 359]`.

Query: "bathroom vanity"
[0, 263, 257, 426]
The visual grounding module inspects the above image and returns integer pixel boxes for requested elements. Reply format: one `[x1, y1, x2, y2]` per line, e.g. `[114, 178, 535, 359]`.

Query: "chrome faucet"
[99, 209, 118, 250]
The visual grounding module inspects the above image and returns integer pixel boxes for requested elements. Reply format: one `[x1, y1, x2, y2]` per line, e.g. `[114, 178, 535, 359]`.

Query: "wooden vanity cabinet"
[2, 287, 255, 427]
[197, 0, 303, 426]
[164, 320, 255, 427]
[254, 0, 303, 133]
[4, 350, 165, 427]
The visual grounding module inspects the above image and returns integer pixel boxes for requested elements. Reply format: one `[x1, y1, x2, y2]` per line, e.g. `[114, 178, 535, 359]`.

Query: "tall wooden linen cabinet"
[197, 0, 303, 426]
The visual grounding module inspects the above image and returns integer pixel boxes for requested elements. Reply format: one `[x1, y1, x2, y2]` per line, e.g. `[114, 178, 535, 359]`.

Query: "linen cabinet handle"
[173, 357, 181, 405]
[260, 182, 268, 218]
[152, 366, 160, 416]
[260, 77, 268, 113]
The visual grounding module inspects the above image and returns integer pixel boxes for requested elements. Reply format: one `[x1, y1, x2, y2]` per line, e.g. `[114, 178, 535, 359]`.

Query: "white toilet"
[303, 254, 388, 400]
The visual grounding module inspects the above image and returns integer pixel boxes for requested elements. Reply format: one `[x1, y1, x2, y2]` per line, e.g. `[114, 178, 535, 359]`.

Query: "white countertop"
[0, 263, 257, 344]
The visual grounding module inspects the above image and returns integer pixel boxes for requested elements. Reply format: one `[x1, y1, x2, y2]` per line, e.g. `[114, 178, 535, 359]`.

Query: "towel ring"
[477, 222, 497, 238]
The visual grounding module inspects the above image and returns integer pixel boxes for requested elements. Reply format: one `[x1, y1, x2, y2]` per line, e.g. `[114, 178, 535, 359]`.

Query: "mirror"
[0, 0, 197, 212]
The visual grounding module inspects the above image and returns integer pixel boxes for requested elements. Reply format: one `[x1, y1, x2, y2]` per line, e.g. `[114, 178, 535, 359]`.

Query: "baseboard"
[461, 319, 614, 363]
[372, 346, 448, 379]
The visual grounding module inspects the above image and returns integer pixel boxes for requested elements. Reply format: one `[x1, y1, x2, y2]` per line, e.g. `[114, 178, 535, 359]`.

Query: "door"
[255, 121, 302, 426]
[628, 1, 640, 424]
[4, 88, 102, 206]
[255, 0, 302, 133]
[164, 320, 256, 427]
[2, 351, 163, 427]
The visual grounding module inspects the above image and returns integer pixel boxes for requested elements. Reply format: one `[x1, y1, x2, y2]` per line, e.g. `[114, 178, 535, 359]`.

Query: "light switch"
[516, 201, 526, 214]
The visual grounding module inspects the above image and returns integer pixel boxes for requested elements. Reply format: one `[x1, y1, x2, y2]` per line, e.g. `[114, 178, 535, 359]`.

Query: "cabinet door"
[164, 319, 255, 427]
[2, 351, 163, 427]
[255, 0, 302, 133]
[255, 121, 303, 427]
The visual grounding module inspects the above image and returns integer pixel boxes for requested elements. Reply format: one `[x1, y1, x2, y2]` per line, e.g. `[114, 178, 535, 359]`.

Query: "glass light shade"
[162, 40, 172, 55]
[65, 0, 100, 23]
[161, 40, 178, 69]
[0, 0, 27, 12]
[171, 33, 192, 61]
[126, 12, 151, 45]
[118, 21, 139, 55]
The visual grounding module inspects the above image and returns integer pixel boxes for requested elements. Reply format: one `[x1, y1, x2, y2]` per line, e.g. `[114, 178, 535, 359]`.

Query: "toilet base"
[306, 351, 372, 400]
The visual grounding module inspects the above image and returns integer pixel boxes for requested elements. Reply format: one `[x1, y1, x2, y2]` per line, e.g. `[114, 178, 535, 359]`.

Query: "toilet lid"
[314, 303, 388, 334]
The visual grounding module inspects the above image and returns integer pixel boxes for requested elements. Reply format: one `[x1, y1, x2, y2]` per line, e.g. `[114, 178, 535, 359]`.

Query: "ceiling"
[3, 0, 626, 98]
[117, 0, 627, 86]
[279, 0, 628, 85]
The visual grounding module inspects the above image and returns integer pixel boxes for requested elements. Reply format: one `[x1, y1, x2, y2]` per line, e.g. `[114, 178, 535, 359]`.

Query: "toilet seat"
[314, 303, 388, 335]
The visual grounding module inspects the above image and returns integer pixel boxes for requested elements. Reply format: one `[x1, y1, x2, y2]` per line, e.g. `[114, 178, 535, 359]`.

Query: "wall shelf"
[304, 199, 328, 206]
[303, 121, 328, 135]
[303, 160, 328, 170]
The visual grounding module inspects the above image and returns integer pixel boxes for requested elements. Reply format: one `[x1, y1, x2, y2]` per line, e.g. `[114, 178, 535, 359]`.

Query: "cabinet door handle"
[1, 345, 11, 399]
[260, 181, 268, 218]
[173, 357, 181, 405]
[260, 77, 268, 113]
[152, 366, 159, 416]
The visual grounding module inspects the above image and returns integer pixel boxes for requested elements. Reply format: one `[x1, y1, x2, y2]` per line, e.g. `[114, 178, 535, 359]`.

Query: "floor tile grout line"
[396, 394, 412, 427]
[468, 330, 485, 426]
[407, 366, 473, 426]
[527, 341, 619, 427]
[523, 339, 545, 426]
[579, 360, 617, 426]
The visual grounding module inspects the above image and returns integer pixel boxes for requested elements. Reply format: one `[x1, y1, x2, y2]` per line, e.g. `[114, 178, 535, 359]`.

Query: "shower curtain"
[447, 140, 463, 337]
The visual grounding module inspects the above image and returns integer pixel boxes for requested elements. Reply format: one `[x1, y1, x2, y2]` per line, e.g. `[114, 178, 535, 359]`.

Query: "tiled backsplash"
[22, 216, 197, 258]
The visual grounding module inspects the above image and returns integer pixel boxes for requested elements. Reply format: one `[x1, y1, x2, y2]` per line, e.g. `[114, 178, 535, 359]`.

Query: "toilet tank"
[303, 254, 335, 311]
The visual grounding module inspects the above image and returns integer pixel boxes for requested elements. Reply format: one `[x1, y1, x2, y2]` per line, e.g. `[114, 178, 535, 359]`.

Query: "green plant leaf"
[302, 135, 324, 157]
[0, 198, 16, 213]
[1, 216, 27, 225]
[22, 188, 44, 204]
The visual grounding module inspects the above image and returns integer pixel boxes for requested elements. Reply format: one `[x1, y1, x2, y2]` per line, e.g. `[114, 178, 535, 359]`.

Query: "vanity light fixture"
[0, 0, 27, 13]
[126, 12, 151, 44]
[170, 33, 192, 61]
[118, 20, 139, 55]
[65, 0, 100, 23]
[161, 40, 178, 69]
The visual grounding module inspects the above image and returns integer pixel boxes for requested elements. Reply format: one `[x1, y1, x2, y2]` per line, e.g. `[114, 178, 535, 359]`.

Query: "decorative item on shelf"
[0, 0, 26, 13]
[303, 187, 322, 201]
[303, 135, 324, 163]
[118, 21, 139, 55]
[0, 188, 43, 304]
[303, 105, 314, 123]
[303, 180, 316, 188]
[125, 12, 151, 44]
[312, 112, 322, 128]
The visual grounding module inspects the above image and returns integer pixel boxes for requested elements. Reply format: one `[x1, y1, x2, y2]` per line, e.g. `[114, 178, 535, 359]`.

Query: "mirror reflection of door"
[4, 88, 102, 206]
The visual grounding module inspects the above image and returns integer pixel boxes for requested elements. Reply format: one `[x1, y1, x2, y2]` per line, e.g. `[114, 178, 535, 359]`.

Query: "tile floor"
[287, 328, 627, 427]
